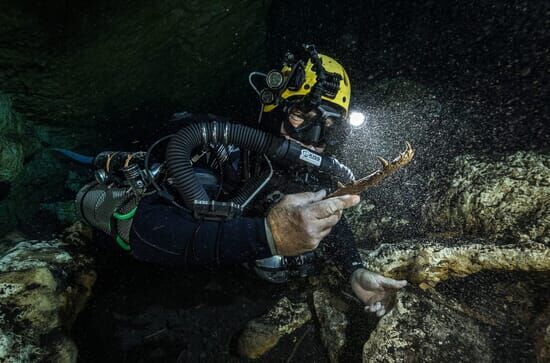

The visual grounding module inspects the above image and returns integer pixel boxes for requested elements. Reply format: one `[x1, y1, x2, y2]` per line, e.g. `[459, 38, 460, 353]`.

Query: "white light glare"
[349, 111, 366, 127]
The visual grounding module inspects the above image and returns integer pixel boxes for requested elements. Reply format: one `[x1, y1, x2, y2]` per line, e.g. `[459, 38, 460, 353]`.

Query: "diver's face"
[287, 107, 318, 128]
[281, 106, 329, 153]
[280, 106, 339, 153]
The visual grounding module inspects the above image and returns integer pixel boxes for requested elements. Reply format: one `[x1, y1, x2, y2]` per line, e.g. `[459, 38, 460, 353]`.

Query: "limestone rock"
[0, 223, 96, 362]
[360, 238, 550, 289]
[423, 151, 550, 244]
[238, 297, 312, 359]
[313, 289, 349, 363]
[362, 289, 494, 363]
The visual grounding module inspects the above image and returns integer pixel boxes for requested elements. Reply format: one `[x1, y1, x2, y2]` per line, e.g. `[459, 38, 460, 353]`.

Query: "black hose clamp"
[192, 200, 243, 221]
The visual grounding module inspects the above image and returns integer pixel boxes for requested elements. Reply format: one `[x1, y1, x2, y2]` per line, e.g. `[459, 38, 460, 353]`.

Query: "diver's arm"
[323, 219, 365, 279]
[129, 195, 273, 270]
[129, 190, 359, 270]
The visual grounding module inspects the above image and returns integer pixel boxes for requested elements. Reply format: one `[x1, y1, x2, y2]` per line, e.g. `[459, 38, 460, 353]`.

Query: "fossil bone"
[327, 141, 415, 198]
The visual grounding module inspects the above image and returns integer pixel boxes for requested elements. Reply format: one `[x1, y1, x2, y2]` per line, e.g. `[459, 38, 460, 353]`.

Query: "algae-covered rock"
[423, 151, 550, 244]
[0, 93, 39, 183]
[238, 297, 312, 359]
[0, 222, 96, 362]
[0, 93, 23, 135]
[313, 289, 349, 363]
[0, 137, 23, 183]
[359, 238, 550, 289]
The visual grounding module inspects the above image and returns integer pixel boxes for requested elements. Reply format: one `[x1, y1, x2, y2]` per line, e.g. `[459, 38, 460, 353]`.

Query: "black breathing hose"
[166, 121, 354, 210]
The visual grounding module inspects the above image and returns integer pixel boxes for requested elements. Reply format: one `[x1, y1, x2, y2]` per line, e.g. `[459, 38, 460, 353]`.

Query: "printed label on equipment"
[299, 149, 322, 166]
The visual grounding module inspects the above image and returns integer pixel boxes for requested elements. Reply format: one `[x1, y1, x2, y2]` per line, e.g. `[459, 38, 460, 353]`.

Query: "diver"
[73, 44, 406, 317]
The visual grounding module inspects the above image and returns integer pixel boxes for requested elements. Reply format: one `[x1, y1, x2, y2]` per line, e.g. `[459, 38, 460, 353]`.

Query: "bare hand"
[267, 190, 360, 256]
[350, 268, 407, 317]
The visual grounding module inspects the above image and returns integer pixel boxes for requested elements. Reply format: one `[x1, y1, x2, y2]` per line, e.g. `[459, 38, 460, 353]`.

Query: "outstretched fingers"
[364, 302, 386, 317]
[379, 276, 408, 289]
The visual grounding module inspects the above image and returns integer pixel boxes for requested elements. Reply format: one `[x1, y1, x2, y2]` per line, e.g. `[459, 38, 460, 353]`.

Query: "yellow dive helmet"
[250, 44, 351, 146]
[262, 53, 351, 118]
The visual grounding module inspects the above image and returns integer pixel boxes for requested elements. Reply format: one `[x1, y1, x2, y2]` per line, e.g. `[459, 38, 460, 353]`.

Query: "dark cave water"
[1, 0, 548, 361]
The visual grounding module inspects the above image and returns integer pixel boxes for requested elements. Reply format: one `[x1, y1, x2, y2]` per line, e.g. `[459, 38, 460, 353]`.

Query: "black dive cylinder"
[166, 121, 354, 210]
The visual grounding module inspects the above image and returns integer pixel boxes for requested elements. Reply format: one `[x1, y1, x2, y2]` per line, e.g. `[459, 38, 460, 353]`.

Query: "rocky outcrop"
[238, 297, 312, 359]
[313, 289, 349, 363]
[362, 289, 494, 363]
[0, 223, 95, 363]
[360, 239, 550, 289]
[424, 151, 549, 244]
[362, 272, 547, 363]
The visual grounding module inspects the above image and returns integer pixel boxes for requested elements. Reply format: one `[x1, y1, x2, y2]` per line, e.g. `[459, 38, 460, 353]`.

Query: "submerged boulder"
[362, 271, 547, 363]
[313, 289, 349, 363]
[424, 151, 549, 244]
[238, 297, 312, 359]
[0, 223, 95, 362]
[362, 289, 494, 363]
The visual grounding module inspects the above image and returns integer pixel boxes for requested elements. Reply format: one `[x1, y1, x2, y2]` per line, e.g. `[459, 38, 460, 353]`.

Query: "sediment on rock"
[359, 238, 550, 289]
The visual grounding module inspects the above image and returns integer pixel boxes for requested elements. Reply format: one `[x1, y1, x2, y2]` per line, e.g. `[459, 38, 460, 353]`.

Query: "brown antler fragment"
[326, 141, 415, 198]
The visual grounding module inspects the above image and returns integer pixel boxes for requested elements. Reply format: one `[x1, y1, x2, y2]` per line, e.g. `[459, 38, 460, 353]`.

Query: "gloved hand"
[267, 189, 360, 256]
[350, 268, 408, 317]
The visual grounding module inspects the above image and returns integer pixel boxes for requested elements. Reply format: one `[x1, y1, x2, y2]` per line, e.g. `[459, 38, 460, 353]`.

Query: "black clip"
[192, 200, 243, 221]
